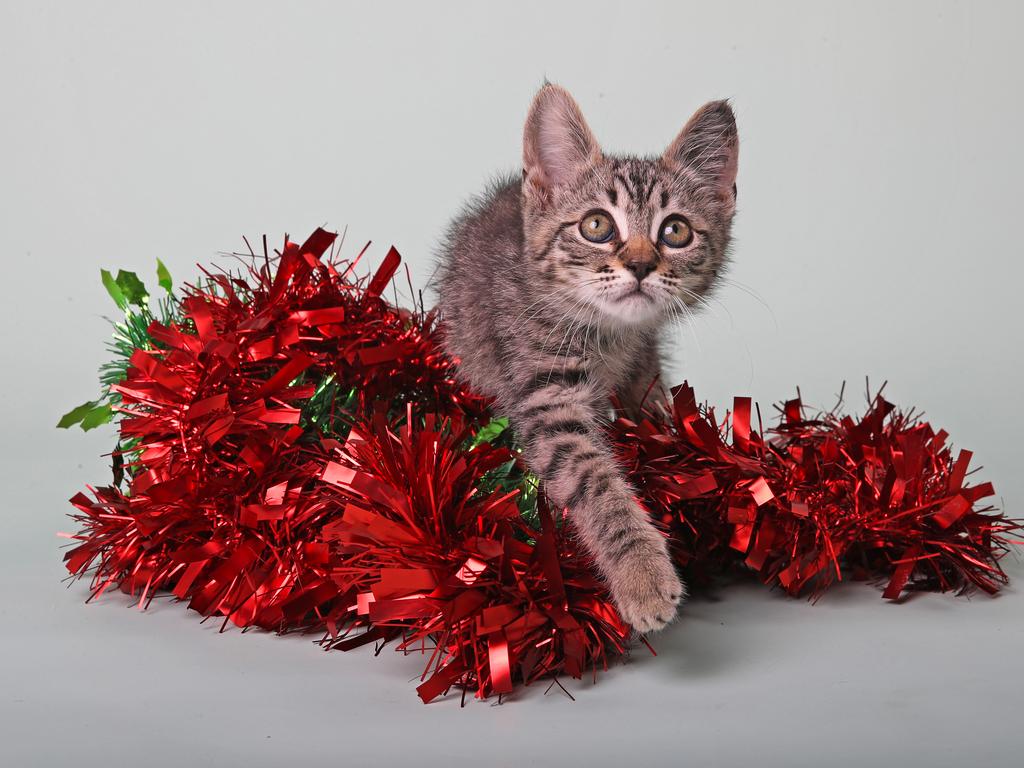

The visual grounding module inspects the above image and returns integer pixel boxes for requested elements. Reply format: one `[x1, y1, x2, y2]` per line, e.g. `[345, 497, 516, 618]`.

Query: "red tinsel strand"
[63, 228, 1020, 703]
[615, 384, 1019, 598]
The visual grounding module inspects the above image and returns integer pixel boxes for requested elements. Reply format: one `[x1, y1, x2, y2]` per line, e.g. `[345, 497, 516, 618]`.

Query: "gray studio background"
[2, 2, 1022, 767]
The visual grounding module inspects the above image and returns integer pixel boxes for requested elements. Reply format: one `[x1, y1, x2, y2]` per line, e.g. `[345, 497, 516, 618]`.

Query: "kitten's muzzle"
[621, 236, 659, 282]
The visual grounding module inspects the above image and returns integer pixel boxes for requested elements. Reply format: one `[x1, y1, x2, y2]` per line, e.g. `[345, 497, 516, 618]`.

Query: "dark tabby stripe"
[518, 367, 588, 394]
[545, 442, 599, 477]
[613, 172, 636, 203]
[539, 418, 592, 437]
[605, 528, 641, 564]
[534, 221, 576, 261]
[519, 400, 562, 419]
[628, 167, 650, 203]
[644, 177, 657, 204]
[566, 467, 616, 507]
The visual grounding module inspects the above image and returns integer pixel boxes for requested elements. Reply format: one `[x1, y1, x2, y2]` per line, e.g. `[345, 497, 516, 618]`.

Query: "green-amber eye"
[579, 211, 616, 243]
[659, 215, 693, 248]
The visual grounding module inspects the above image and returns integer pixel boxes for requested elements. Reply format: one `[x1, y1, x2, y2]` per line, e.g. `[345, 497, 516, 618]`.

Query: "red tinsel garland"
[620, 384, 1013, 599]
[64, 228, 1019, 703]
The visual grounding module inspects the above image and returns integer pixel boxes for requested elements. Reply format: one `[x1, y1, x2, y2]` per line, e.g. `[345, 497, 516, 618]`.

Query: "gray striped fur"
[435, 84, 739, 632]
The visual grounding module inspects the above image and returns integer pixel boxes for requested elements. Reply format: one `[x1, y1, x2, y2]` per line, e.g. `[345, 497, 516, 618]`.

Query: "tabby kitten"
[437, 84, 739, 631]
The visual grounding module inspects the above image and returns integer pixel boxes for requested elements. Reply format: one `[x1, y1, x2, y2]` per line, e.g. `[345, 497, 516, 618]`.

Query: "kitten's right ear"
[523, 84, 601, 204]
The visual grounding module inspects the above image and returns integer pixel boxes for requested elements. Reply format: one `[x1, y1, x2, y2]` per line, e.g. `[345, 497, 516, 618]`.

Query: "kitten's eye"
[579, 211, 616, 244]
[659, 215, 693, 248]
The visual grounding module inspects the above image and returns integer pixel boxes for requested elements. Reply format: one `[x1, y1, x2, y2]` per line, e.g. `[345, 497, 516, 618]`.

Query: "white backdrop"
[3, 2, 1021, 766]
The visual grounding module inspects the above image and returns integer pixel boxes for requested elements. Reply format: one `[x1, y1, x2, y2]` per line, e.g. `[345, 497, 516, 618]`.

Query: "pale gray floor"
[3, 2, 1022, 766]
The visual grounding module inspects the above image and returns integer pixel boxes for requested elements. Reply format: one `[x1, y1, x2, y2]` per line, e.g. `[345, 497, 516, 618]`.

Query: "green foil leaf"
[79, 403, 114, 431]
[470, 417, 509, 447]
[115, 270, 148, 307]
[57, 400, 99, 429]
[156, 259, 173, 294]
[101, 269, 127, 310]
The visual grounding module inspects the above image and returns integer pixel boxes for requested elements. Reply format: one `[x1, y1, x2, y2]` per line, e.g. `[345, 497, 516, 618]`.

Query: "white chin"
[603, 292, 662, 324]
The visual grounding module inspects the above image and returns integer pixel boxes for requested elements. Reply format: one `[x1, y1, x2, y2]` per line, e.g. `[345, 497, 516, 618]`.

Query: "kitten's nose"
[625, 260, 656, 282]
[622, 237, 658, 282]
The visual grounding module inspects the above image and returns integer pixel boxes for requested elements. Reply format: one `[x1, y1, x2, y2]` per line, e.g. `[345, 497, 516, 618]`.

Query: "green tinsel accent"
[58, 263, 178, 432]
[300, 375, 361, 440]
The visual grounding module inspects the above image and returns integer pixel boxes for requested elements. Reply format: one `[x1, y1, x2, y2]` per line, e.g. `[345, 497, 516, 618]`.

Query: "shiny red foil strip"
[64, 228, 1020, 703]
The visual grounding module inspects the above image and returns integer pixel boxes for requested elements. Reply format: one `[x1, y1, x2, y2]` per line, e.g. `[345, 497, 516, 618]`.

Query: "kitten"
[436, 84, 739, 632]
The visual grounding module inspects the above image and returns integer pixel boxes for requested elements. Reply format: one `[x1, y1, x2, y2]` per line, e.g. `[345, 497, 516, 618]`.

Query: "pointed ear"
[523, 84, 602, 203]
[664, 100, 739, 210]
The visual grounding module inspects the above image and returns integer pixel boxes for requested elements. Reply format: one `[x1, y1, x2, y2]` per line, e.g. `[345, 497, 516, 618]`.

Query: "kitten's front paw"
[609, 544, 684, 633]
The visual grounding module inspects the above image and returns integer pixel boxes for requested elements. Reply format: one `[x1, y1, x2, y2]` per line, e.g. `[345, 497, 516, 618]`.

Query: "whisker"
[717, 275, 777, 327]
[667, 294, 702, 352]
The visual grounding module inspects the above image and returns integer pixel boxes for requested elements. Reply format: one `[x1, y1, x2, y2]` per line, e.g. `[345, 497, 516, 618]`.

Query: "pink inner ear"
[523, 85, 601, 195]
[538, 116, 589, 186]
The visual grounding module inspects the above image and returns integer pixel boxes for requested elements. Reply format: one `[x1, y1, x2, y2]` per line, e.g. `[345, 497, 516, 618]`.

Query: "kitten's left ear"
[523, 83, 602, 203]
[664, 100, 739, 212]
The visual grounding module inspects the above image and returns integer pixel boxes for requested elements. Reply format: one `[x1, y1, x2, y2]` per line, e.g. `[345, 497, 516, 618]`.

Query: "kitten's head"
[521, 83, 739, 327]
